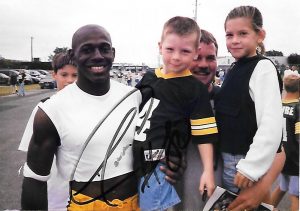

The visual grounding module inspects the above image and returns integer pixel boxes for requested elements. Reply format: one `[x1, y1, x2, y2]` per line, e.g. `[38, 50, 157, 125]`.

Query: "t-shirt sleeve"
[135, 71, 156, 111]
[190, 85, 218, 144]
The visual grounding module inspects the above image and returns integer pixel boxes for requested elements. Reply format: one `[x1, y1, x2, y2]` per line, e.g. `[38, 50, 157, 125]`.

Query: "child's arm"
[198, 143, 215, 197]
[228, 151, 285, 211]
[234, 172, 254, 189]
[236, 60, 282, 181]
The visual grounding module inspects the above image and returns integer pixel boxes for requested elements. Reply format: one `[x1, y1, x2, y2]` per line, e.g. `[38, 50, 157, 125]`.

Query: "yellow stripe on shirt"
[191, 117, 217, 125]
[190, 117, 218, 136]
[295, 122, 300, 134]
[192, 127, 218, 136]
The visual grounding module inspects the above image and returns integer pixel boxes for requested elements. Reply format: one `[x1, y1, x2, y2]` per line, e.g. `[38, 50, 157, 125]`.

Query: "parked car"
[0, 73, 10, 85]
[27, 70, 41, 84]
[28, 70, 43, 79]
[0, 69, 19, 79]
[36, 69, 50, 76]
[39, 75, 56, 89]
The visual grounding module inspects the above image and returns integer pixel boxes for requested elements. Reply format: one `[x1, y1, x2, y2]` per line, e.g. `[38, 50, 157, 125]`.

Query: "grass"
[0, 84, 40, 96]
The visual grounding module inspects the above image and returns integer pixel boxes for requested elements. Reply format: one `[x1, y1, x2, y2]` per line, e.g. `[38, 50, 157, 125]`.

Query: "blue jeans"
[279, 174, 299, 196]
[138, 162, 181, 211]
[18, 82, 25, 96]
[221, 152, 245, 193]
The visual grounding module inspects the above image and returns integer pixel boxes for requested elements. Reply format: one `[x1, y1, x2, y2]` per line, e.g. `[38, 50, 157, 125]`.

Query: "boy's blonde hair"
[161, 16, 201, 48]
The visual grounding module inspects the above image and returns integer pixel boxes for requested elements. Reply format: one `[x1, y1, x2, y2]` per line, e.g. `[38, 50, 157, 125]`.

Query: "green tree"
[265, 50, 283, 56]
[48, 47, 69, 61]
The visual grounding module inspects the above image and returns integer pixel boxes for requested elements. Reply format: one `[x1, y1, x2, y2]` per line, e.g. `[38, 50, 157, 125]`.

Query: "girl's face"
[53, 64, 77, 91]
[159, 32, 198, 74]
[225, 17, 265, 60]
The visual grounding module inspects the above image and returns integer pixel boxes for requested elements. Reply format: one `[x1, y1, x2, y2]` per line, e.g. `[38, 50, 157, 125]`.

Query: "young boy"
[133, 16, 218, 211]
[271, 72, 299, 211]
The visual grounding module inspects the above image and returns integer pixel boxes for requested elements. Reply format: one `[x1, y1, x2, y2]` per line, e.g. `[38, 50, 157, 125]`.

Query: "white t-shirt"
[39, 81, 141, 182]
[19, 100, 69, 210]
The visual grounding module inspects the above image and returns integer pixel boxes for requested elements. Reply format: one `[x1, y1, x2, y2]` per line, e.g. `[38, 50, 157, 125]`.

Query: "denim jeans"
[138, 162, 181, 211]
[18, 82, 25, 96]
[279, 174, 299, 196]
[221, 152, 245, 193]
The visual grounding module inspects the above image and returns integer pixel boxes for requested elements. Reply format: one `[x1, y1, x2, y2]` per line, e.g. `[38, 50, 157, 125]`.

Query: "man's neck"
[283, 92, 299, 101]
[76, 79, 110, 96]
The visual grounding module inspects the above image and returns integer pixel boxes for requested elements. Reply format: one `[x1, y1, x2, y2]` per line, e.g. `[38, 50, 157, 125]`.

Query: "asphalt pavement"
[0, 88, 55, 210]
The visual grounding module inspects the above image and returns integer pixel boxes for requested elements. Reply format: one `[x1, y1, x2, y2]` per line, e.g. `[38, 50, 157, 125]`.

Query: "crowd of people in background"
[110, 70, 144, 87]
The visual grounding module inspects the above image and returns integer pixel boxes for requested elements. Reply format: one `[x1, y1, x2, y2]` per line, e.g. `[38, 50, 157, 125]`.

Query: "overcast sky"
[1, 0, 299, 67]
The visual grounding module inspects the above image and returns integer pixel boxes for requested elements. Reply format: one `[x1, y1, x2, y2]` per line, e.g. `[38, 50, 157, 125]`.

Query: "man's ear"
[112, 47, 116, 61]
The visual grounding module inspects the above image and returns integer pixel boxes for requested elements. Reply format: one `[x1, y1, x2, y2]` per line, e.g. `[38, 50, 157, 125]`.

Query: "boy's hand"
[160, 154, 186, 185]
[199, 170, 215, 197]
[234, 172, 254, 189]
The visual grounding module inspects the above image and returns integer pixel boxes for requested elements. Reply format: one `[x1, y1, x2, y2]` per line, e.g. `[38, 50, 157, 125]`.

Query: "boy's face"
[159, 32, 198, 74]
[53, 64, 77, 91]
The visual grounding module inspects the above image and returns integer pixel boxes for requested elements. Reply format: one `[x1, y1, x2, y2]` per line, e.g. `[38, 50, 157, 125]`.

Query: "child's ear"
[158, 42, 162, 55]
[193, 54, 199, 61]
[193, 47, 201, 60]
[258, 29, 266, 43]
[68, 49, 74, 58]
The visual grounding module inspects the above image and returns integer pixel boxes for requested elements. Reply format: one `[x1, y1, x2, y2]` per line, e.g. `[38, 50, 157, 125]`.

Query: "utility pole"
[194, 0, 198, 22]
[31, 36, 33, 61]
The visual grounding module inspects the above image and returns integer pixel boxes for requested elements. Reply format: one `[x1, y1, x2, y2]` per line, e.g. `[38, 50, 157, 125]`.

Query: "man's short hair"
[283, 74, 300, 93]
[200, 29, 218, 55]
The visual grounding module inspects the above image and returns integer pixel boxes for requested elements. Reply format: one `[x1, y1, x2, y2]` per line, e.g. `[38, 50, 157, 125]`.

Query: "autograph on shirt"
[69, 94, 187, 206]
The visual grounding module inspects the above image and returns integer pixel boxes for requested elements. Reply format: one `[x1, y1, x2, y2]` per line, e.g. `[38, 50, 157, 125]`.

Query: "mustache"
[197, 67, 210, 75]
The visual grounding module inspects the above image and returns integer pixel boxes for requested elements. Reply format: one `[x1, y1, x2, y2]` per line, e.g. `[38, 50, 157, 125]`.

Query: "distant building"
[112, 63, 150, 72]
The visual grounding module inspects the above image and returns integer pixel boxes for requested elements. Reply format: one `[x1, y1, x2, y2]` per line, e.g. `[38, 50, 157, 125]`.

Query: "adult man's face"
[71, 25, 115, 84]
[190, 42, 217, 87]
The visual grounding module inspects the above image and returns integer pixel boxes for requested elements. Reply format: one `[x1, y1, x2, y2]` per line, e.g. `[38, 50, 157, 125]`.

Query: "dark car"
[39, 75, 56, 89]
[0, 69, 19, 79]
[0, 73, 10, 85]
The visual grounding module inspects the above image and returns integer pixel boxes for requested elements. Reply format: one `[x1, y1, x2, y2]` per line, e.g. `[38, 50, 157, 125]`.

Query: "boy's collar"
[155, 68, 192, 79]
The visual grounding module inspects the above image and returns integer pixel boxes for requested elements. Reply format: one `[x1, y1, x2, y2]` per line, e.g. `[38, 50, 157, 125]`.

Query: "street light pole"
[31, 36, 33, 61]
[194, 0, 198, 22]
